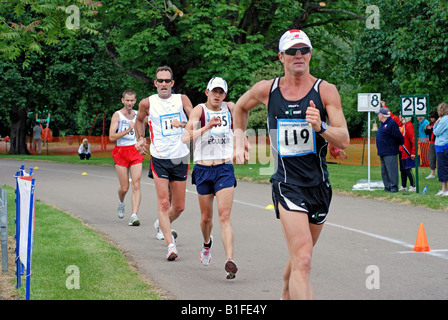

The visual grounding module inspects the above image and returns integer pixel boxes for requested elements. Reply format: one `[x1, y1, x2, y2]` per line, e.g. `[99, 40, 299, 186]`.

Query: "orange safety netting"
[1, 135, 431, 167]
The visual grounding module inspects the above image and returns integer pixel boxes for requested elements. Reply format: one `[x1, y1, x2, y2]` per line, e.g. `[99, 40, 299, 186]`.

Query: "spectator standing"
[32, 122, 43, 155]
[376, 107, 404, 193]
[433, 102, 448, 196]
[398, 116, 416, 192]
[424, 110, 439, 179]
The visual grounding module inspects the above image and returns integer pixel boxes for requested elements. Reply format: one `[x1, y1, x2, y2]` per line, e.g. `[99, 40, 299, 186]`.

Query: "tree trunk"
[8, 107, 29, 155]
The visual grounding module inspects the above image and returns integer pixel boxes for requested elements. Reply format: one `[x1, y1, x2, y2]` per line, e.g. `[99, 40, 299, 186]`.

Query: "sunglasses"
[283, 47, 311, 56]
[156, 79, 172, 83]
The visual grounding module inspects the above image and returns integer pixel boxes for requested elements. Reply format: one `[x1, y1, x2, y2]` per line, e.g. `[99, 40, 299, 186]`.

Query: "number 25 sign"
[400, 94, 429, 117]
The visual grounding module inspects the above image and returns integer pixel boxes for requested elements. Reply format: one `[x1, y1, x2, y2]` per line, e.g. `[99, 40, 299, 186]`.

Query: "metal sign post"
[358, 93, 381, 190]
[400, 94, 429, 194]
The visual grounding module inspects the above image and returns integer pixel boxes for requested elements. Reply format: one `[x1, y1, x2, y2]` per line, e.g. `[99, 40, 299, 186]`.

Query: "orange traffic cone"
[414, 223, 430, 252]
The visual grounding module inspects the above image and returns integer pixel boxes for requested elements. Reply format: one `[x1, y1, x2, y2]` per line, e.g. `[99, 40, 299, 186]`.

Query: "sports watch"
[317, 121, 327, 134]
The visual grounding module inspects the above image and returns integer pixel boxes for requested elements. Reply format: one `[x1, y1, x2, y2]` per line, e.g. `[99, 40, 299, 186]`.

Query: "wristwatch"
[317, 121, 327, 134]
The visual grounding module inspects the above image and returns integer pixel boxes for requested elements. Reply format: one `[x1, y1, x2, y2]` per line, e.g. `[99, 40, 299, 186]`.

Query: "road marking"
[7, 162, 448, 260]
[327, 222, 448, 261]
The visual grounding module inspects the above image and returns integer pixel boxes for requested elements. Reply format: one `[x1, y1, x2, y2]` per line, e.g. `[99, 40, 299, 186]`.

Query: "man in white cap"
[181, 77, 240, 279]
[234, 30, 350, 299]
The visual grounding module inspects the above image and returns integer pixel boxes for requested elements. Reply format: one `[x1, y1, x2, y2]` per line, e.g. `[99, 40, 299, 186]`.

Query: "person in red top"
[398, 115, 416, 191]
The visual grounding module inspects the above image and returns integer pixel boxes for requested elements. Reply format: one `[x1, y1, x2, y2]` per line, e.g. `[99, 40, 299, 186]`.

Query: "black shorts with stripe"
[270, 178, 332, 225]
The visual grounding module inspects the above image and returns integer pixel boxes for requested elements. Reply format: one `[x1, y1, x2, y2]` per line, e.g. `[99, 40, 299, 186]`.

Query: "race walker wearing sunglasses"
[283, 47, 311, 56]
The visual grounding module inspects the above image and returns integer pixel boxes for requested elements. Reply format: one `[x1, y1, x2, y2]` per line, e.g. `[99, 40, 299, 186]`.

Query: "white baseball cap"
[278, 29, 313, 52]
[207, 77, 228, 94]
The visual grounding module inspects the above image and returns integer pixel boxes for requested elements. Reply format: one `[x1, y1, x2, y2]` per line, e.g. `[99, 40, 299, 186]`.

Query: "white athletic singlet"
[148, 94, 189, 159]
[115, 110, 138, 147]
[193, 103, 234, 162]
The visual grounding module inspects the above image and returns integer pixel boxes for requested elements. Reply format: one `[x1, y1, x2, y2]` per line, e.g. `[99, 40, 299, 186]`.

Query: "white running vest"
[148, 94, 189, 159]
[193, 103, 234, 162]
[115, 110, 138, 147]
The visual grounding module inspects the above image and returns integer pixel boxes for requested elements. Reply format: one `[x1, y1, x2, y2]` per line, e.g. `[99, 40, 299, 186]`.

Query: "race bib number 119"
[277, 119, 316, 157]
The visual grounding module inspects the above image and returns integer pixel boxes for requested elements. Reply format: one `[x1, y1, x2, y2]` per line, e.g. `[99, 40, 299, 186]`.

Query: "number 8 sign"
[400, 94, 429, 117]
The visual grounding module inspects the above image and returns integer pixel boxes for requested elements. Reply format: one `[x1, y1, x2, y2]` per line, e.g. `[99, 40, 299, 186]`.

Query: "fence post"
[0, 186, 8, 272]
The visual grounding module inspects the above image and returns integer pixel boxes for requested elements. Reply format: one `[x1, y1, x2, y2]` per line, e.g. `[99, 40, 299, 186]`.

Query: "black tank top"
[267, 77, 329, 186]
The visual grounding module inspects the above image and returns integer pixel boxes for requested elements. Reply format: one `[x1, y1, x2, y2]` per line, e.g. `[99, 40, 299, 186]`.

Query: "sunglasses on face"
[156, 79, 172, 83]
[283, 47, 311, 56]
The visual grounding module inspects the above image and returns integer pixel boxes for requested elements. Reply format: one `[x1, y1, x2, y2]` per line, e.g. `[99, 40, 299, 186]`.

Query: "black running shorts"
[271, 178, 332, 225]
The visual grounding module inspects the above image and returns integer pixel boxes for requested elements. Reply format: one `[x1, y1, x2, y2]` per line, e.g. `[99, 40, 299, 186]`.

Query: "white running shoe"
[225, 259, 238, 279]
[436, 190, 446, 196]
[425, 174, 436, 179]
[408, 186, 416, 192]
[154, 219, 178, 241]
[399, 186, 407, 191]
[200, 235, 213, 266]
[117, 202, 125, 219]
[154, 219, 164, 240]
[166, 243, 178, 261]
[128, 214, 140, 226]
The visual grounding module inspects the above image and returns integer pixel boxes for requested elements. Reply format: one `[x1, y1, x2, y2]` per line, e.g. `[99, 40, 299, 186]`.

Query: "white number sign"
[357, 93, 381, 112]
[400, 95, 429, 117]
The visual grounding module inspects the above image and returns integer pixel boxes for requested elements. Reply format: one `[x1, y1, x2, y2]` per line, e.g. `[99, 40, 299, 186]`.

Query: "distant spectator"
[376, 107, 404, 193]
[424, 110, 439, 179]
[32, 122, 43, 155]
[433, 102, 448, 196]
[398, 116, 416, 192]
[78, 138, 91, 160]
[417, 116, 430, 140]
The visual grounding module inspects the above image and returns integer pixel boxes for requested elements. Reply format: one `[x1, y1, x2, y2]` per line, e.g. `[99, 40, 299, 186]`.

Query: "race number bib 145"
[277, 119, 316, 157]
[160, 113, 183, 137]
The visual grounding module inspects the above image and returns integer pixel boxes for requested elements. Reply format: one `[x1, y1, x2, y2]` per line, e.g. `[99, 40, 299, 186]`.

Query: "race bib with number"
[160, 113, 183, 137]
[208, 110, 231, 135]
[277, 119, 316, 157]
[119, 120, 136, 141]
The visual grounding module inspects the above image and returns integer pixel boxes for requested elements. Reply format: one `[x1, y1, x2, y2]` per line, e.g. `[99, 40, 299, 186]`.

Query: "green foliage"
[347, 0, 448, 113]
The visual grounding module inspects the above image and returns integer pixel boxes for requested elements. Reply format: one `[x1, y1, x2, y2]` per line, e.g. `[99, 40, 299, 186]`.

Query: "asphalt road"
[1, 158, 448, 300]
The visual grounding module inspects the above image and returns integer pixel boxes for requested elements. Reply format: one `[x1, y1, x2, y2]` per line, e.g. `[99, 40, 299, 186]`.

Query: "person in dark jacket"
[376, 107, 404, 192]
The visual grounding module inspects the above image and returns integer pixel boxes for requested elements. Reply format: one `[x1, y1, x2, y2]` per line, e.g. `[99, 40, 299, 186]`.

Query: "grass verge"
[1, 185, 163, 300]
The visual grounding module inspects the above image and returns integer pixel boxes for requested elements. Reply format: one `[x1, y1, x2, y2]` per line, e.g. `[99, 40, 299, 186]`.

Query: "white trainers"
[117, 202, 125, 219]
[200, 236, 213, 266]
[435, 190, 446, 196]
[128, 213, 140, 226]
[399, 186, 407, 191]
[425, 174, 436, 179]
[408, 186, 416, 192]
[154, 219, 164, 240]
[166, 243, 178, 261]
[154, 219, 178, 241]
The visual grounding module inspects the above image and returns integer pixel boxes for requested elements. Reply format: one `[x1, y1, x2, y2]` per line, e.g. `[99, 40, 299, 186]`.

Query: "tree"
[1, 0, 368, 153]
[347, 0, 448, 113]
